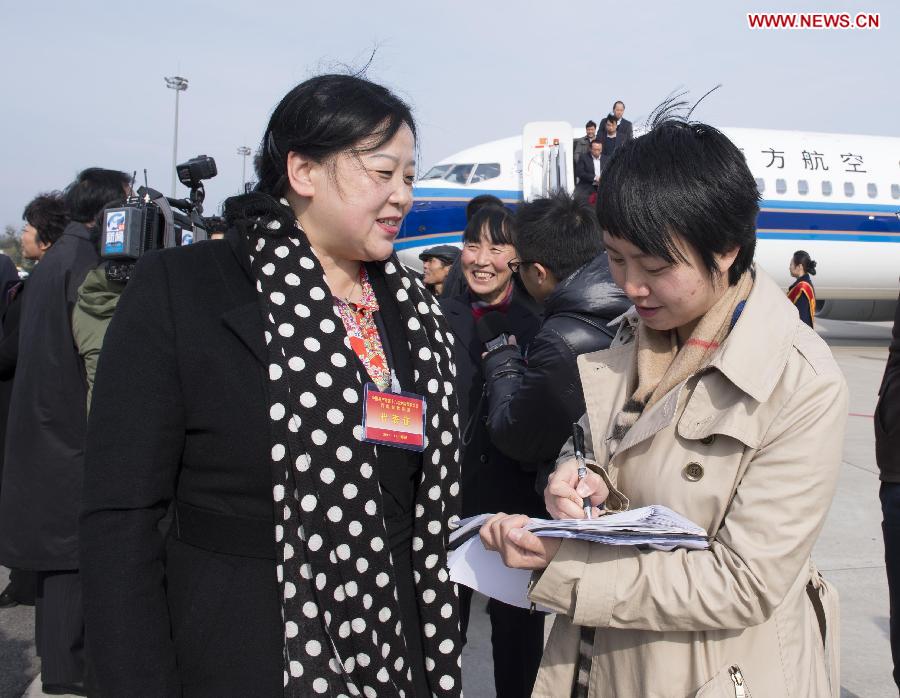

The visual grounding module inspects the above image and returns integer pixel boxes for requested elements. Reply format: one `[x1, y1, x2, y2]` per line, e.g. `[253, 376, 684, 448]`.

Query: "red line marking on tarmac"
[848, 412, 873, 418]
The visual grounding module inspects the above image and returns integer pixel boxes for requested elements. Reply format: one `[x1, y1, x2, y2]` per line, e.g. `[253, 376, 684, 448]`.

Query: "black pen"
[572, 423, 592, 520]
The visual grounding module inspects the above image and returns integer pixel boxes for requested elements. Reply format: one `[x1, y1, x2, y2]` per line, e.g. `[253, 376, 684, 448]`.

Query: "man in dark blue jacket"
[482, 191, 630, 485]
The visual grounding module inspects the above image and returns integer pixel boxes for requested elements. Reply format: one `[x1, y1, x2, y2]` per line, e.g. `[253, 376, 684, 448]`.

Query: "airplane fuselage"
[398, 127, 900, 318]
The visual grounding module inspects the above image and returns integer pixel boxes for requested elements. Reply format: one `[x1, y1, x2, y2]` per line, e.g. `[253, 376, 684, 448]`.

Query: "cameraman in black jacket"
[482, 191, 630, 480]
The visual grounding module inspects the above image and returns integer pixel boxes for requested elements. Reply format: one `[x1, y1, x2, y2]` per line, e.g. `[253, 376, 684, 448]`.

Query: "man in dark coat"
[877, 288, 900, 690]
[0, 193, 69, 610]
[572, 120, 598, 172]
[418, 243, 460, 296]
[613, 99, 634, 144]
[0, 252, 19, 495]
[574, 140, 603, 203]
[0, 280, 35, 610]
[0, 169, 128, 693]
[600, 113, 621, 171]
[0, 254, 18, 298]
[482, 191, 630, 487]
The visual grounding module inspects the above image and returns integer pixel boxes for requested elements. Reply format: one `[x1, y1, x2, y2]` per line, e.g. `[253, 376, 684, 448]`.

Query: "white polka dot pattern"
[246, 207, 462, 697]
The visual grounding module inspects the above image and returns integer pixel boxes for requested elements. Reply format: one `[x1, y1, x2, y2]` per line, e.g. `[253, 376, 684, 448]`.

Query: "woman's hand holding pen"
[545, 460, 609, 520]
[480, 458, 612, 571]
[480, 513, 561, 570]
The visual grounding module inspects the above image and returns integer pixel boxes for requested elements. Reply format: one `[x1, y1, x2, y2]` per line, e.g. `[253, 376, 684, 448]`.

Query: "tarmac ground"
[0, 318, 895, 697]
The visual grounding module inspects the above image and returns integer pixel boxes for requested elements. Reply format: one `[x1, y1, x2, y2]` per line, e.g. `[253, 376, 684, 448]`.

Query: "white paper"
[447, 505, 709, 608]
[447, 536, 553, 612]
[449, 505, 709, 549]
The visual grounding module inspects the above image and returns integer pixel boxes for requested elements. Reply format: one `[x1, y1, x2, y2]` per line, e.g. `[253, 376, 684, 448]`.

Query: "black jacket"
[572, 136, 593, 178]
[81, 236, 281, 697]
[600, 133, 621, 171]
[0, 281, 22, 490]
[80, 233, 433, 696]
[440, 291, 543, 517]
[0, 223, 97, 570]
[482, 255, 630, 467]
[574, 152, 601, 200]
[876, 290, 900, 481]
[788, 273, 815, 328]
[617, 117, 634, 144]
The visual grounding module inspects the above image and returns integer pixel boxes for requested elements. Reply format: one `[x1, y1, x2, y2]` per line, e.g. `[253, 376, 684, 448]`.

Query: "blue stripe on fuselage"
[399, 193, 900, 245]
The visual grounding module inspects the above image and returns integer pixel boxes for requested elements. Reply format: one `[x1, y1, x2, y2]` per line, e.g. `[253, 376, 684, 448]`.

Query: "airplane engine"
[816, 299, 897, 322]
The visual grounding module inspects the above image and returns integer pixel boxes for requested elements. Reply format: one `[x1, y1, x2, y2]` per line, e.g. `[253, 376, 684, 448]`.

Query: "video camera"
[100, 155, 218, 283]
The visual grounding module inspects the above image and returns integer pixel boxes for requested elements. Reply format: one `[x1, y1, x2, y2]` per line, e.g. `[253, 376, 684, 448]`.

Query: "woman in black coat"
[787, 249, 817, 327]
[0, 191, 93, 681]
[439, 206, 543, 698]
[81, 75, 464, 697]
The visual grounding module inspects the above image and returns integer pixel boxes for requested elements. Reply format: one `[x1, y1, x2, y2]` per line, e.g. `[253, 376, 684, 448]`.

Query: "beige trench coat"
[528, 270, 847, 698]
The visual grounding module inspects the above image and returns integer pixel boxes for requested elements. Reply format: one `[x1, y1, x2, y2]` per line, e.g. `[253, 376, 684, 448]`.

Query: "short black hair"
[585, 120, 597, 129]
[254, 74, 415, 197]
[613, 100, 625, 110]
[514, 191, 604, 281]
[465, 194, 504, 221]
[605, 114, 618, 127]
[462, 204, 514, 247]
[23, 192, 68, 246]
[64, 168, 131, 223]
[596, 117, 759, 286]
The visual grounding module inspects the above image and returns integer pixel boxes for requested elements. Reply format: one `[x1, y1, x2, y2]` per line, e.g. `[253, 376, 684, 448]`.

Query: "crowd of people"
[0, 72, 896, 698]
[573, 101, 633, 204]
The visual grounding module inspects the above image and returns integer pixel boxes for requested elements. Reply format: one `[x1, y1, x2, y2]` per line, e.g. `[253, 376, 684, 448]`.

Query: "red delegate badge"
[362, 384, 427, 452]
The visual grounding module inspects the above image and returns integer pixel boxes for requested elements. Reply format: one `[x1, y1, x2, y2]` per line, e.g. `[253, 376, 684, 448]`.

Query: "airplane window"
[867, 183, 878, 198]
[844, 182, 855, 197]
[447, 164, 474, 185]
[892, 184, 900, 199]
[822, 181, 832, 196]
[797, 180, 809, 195]
[755, 178, 765, 193]
[775, 178, 787, 194]
[471, 163, 501, 183]
[421, 164, 452, 180]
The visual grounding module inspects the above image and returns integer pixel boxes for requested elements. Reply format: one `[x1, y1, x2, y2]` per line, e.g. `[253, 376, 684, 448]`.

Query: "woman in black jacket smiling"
[439, 206, 542, 698]
[81, 75, 463, 697]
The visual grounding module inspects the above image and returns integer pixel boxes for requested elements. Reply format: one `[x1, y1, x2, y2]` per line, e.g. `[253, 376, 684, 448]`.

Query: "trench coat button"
[479, 454, 488, 463]
[683, 462, 704, 482]
[700, 434, 716, 445]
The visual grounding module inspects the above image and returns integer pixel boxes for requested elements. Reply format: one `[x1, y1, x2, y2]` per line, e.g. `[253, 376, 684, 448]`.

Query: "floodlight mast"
[164, 76, 189, 196]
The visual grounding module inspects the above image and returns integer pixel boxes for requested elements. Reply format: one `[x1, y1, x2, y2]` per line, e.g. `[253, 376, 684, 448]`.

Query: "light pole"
[237, 146, 252, 192]
[164, 76, 189, 196]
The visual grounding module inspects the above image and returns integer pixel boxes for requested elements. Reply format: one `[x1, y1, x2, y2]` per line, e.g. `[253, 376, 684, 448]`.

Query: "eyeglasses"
[507, 259, 527, 274]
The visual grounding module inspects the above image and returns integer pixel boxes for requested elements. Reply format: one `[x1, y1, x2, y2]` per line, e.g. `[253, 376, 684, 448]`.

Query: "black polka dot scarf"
[243, 196, 463, 697]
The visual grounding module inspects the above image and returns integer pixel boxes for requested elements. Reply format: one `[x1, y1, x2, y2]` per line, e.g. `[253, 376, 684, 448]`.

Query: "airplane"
[395, 123, 900, 321]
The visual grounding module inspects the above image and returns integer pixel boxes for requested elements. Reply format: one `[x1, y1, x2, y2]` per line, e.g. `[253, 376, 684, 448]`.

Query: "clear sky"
[1, 0, 896, 228]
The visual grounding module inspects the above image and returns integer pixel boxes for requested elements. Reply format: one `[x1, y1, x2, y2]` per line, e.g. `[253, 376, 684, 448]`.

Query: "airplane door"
[522, 121, 575, 202]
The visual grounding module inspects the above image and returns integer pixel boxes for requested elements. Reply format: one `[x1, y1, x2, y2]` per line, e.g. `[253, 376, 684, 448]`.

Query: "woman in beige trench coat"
[482, 114, 847, 698]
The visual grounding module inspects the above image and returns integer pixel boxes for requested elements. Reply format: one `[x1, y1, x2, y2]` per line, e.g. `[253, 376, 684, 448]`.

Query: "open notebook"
[447, 505, 709, 610]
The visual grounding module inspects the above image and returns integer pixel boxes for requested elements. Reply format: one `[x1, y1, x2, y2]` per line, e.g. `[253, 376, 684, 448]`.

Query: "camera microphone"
[477, 311, 512, 352]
